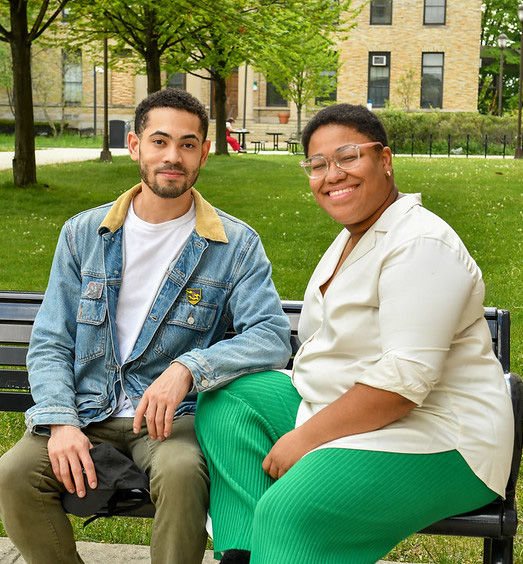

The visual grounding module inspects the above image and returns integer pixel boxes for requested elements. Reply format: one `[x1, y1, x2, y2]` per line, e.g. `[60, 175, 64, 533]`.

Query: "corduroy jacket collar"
[98, 184, 228, 243]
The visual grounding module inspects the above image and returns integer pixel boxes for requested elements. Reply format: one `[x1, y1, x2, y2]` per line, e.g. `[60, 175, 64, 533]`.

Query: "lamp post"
[497, 33, 508, 117]
[100, 36, 112, 163]
[515, 4, 523, 158]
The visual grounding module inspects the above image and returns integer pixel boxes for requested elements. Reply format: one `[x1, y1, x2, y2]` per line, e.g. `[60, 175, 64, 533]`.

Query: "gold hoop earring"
[385, 170, 392, 177]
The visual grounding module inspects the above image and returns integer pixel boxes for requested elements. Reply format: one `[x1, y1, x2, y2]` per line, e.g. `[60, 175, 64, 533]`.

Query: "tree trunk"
[144, 7, 162, 96]
[213, 74, 229, 155]
[145, 47, 162, 95]
[297, 104, 302, 138]
[10, 0, 37, 187]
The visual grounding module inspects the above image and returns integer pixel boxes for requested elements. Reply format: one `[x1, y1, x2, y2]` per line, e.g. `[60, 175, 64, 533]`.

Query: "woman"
[226, 117, 247, 153]
[195, 104, 514, 564]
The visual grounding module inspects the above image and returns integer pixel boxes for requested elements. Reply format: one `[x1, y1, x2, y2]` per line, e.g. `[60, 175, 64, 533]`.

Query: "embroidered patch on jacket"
[84, 281, 104, 300]
[186, 288, 202, 305]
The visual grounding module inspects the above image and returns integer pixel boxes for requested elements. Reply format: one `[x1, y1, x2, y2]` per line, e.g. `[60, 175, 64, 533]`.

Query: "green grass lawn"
[1, 153, 523, 561]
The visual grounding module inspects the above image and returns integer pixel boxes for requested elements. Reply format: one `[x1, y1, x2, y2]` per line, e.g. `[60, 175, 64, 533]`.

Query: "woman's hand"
[262, 427, 311, 480]
[262, 383, 416, 480]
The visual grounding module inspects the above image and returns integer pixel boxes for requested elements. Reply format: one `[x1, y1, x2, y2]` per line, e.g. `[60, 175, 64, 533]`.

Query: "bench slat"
[0, 302, 41, 323]
[0, 324, 33, 343]
[0, 346, 28, 366]
[0, 368, 30, 390]
[0, 391, 34, 411]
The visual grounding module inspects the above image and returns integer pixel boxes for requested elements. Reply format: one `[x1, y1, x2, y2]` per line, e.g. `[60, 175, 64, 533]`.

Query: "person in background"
[0, 88, 291, 564]
[227, 117, 247, 153]
[194, 103, 514, 564]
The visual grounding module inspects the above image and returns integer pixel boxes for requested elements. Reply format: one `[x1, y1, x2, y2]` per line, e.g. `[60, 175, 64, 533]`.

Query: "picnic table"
[231, 129, 249, 150]
[266, 132, 283, 151]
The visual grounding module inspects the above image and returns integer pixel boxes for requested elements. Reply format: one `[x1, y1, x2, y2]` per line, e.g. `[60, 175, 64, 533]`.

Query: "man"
[0, 88, 291, 564]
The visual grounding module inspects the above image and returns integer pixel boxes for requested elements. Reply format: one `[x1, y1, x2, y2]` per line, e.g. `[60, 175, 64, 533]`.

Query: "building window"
[370, 0, 392, 25]
[368, 53, 390, 108]
[315, 70, 337, 105]
[266, 81, 287, 107]
[424, 0, 446, 25]
[421, 52, 444, 108]
[167, 72, 186, 90]
[63, 50, 82, 105]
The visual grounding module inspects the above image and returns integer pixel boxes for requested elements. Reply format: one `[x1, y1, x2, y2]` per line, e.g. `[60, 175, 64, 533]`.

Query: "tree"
[258, 35, 339, 136]
[256, 0, 359, 135]
[67, 0, 265, 154]
[166, 0, 360, 154]
[479, 0, 521, 114]
[395, 67, 420, 112]
[166, 0, 272, 155]
[68, 0, 210, 95]
[0, 0, 69, 186]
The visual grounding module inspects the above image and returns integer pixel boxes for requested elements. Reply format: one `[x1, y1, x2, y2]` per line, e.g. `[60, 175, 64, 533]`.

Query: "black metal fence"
[391, 133, 518, 158]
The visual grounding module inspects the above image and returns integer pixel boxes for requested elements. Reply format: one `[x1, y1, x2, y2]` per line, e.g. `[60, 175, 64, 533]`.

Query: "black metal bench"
[0, 290, 521, 563]
[252, 140, 265, 154]
[285, 140, 305, 154]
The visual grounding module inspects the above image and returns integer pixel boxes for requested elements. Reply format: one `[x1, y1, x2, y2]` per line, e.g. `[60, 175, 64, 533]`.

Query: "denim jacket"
[26, 185, 291, 432]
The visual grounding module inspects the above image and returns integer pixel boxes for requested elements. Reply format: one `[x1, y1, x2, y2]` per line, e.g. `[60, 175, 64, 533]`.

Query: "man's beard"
[139, 160, 200, 199]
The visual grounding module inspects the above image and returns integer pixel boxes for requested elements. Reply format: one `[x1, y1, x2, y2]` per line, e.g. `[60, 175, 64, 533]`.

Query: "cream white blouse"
[291, 193, 513, 496]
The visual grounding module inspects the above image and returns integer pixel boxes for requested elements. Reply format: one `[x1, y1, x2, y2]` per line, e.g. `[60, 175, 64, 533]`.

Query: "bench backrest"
[0, 290, 511, 412]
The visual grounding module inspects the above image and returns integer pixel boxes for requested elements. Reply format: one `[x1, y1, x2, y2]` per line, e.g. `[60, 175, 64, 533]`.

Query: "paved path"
[0, 144, 285, 172]
[0, 148, 130, 171]
[0, 536, 398, 563]
[0, 536, 217, 563]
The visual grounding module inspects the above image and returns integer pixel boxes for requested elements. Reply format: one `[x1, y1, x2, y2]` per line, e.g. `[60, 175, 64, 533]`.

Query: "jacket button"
[201, 379, 209, 388]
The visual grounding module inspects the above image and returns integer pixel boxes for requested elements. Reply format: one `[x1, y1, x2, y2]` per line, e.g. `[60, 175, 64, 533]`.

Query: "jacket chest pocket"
[155, 300, 218, 357]
[76, 297, 107, 363]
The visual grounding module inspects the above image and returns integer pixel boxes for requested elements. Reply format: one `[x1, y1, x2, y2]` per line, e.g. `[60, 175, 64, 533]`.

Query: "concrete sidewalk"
[0, 536, 217, 563]
[0, 145, 286, 172]
[0, 144, 285, 172]
[0, 148, 130, 171]
[0, 536, 398, 563]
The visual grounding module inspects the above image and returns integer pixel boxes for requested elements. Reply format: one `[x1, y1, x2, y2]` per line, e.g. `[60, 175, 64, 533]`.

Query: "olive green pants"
[196, 371, 498, 564]
[0, 415, 209, 564]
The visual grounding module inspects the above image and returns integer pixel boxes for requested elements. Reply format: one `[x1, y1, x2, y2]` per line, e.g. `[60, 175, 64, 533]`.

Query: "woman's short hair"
[134, 88, 209, 139]
[301, 104, 388, 157]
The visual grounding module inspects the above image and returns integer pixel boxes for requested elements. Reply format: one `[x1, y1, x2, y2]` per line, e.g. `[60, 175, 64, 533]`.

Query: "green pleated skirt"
[195, 371, 496, 564]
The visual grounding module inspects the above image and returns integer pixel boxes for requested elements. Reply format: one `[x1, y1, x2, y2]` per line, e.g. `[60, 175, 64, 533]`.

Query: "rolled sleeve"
[356, 237, 479, 403]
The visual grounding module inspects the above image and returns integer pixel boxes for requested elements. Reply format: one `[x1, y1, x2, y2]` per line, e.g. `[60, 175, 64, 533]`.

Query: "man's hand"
[133, 362, 193, 440]
[48, 425, 95, 497]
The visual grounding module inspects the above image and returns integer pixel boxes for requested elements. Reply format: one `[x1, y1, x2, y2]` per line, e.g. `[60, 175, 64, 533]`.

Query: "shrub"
[0, 119, 67, 136]
[378, 110, 519, 155]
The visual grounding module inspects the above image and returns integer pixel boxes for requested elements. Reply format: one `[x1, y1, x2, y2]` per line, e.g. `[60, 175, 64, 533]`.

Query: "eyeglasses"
[299, 142, 384, 179]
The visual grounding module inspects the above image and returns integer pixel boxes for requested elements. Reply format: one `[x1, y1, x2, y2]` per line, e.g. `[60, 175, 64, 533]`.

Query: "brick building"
[341, 0, 482, 112]
[0, 0, 482, 137]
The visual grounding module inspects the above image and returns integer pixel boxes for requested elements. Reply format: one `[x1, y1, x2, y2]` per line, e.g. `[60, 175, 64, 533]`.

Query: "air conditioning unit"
[372, 55, 387, 66]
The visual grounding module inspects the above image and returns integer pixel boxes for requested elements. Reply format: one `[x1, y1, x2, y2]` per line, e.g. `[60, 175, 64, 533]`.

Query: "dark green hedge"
[377, 110, 519, 155]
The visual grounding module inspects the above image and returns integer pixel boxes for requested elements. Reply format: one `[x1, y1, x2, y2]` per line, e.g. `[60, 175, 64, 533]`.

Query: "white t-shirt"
[292, 193, 513, 496]
[113, 198, 196, 417]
